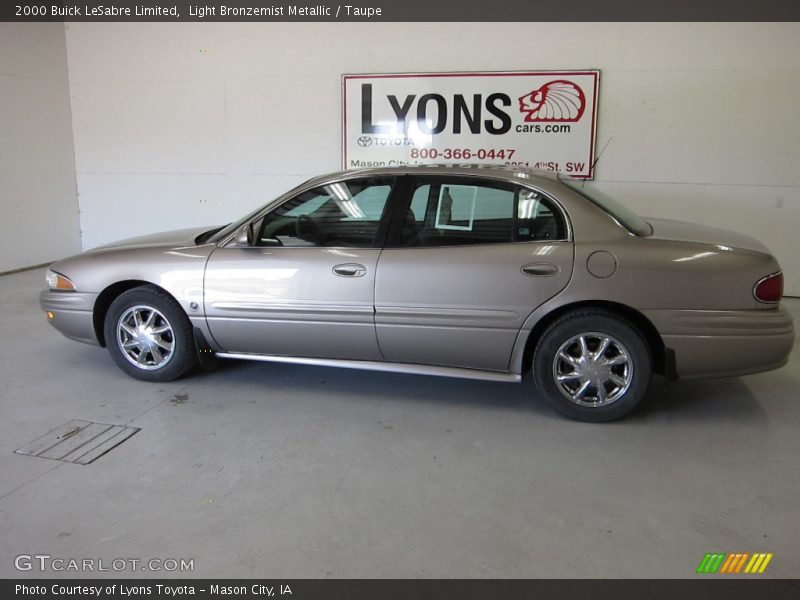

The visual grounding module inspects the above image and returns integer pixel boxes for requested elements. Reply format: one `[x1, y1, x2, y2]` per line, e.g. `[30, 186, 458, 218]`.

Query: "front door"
[204, 177, 396, 360]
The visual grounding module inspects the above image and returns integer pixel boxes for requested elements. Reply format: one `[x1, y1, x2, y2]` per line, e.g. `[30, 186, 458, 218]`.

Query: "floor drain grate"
[14, 420, 140, 465]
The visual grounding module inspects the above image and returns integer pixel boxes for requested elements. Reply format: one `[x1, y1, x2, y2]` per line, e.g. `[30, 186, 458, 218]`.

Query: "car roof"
[301, 164, 563, 189]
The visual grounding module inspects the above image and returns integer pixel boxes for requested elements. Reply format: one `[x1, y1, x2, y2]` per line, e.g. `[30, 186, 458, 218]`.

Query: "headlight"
[46, 270, 76, 291]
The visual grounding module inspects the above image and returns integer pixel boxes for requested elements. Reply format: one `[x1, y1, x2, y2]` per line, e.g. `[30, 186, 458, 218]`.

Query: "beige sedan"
[40, 166, 794, 421]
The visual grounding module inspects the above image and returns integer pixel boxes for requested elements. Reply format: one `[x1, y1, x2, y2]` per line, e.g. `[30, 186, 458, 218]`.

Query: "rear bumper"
[643, 307, 794, 379]
[39, 290, 100, 346]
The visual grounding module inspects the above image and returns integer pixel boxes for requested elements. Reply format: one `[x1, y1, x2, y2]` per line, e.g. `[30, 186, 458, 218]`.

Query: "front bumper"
[643, 307, 795, 379]
[39, 290, 100, 346]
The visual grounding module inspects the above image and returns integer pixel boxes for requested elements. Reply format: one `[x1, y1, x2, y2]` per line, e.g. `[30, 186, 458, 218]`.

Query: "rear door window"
[398, 177, 566, 247]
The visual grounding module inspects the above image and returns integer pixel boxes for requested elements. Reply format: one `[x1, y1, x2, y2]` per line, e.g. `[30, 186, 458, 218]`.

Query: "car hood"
[645, 217, 769, 254]
[86, 226, 219, 253]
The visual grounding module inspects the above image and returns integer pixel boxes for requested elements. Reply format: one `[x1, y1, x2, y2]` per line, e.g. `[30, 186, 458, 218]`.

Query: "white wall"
[64, 23, 800, 294]
[0, 23, 81, 272]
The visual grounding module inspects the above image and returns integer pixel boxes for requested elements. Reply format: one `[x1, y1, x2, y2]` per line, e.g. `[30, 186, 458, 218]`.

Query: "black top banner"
[3, 0, 800, 22]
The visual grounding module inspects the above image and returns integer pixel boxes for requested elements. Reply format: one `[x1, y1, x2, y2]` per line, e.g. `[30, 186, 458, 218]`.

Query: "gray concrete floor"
[1, 267, 798, 578]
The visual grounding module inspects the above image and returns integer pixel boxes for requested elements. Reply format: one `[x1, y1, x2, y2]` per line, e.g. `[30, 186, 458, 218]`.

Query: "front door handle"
[521, 262, 560, 277]
[333, 263, 367, 277]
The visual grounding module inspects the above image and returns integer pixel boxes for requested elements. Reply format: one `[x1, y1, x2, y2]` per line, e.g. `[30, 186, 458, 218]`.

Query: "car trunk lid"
[645, 217, 769, 254]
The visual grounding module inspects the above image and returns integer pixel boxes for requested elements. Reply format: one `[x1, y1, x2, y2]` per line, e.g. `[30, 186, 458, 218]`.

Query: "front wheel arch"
[93, 280, 172, 347]
[102, 284, 197, 381]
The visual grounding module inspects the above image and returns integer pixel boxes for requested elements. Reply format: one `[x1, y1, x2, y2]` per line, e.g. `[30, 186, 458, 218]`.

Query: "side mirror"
[231, 217, 264, 247]
[248, 217, 264, 246]
[233, 227, 250, 247]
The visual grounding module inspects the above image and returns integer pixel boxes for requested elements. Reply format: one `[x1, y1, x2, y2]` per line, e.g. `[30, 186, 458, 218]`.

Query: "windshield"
[562, 179, 652, 237]
[208, 177, 322, 243]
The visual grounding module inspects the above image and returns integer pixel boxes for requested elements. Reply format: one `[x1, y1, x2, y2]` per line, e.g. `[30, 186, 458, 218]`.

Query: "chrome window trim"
[218, 170, 574, 249]
[217, 172, 400, 248]
[395, 173, 573, 247]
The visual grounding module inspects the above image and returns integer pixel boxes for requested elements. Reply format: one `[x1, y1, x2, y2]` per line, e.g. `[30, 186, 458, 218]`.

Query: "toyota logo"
[357, 136, 373, 147]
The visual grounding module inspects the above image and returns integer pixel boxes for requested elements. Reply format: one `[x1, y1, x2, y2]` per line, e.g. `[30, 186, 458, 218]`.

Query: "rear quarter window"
[563, 180, 652, 237]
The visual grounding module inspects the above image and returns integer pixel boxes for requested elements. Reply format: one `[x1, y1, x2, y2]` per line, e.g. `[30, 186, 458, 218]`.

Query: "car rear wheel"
[104, 285, 196, 382]
[533, 309, 652, 422]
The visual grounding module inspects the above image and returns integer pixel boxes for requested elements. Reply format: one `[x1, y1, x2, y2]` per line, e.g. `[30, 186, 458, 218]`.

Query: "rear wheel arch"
[532, 309, 653, 421]
[520, 300, 670, 377]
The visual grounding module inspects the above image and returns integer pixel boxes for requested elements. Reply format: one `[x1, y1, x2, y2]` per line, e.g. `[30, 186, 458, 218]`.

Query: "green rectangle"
[708, 553, 726, 573]
[697, 553, 727, 574]
[696, 554, 713, 573]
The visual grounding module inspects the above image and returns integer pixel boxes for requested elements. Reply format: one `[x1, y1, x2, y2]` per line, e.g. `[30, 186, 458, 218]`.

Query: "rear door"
[374, 175, 574, 371]
[204, 176, 396, 360]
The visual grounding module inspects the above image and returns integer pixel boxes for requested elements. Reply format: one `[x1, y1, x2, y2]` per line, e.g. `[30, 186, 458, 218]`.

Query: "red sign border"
[342, 70, 600, 179]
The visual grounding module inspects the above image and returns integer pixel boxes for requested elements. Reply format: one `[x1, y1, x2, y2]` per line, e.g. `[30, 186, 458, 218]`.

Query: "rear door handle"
[333, 263, 367, 277]
[521, 262, 560, 277]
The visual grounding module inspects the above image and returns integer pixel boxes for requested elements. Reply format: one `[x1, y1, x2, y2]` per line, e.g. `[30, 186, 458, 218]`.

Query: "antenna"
[592, 136, 613, 173]
[585, 136, 613, 187]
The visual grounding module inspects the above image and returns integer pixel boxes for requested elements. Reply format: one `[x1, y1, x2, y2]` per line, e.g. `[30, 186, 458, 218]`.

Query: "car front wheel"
[103, 285, 197, 382]
[533, 309, 652, 422]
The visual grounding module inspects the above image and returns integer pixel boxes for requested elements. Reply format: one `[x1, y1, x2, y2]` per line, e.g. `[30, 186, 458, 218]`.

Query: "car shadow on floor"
[207, 358, 770, 425]
[209, 357, 547, 413]
[632, 376, 768, 425]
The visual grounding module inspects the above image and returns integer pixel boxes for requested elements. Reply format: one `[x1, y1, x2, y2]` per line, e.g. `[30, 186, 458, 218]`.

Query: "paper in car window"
[435, 185, 477, 231]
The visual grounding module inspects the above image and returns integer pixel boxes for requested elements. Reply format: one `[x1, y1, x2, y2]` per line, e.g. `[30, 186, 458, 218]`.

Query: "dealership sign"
[343, 71, 600, 178]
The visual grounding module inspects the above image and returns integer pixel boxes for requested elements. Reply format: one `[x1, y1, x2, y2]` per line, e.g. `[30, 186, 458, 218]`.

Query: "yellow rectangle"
[757, 553, 773, 573]
[744, 554, 757, 573]
[747, 554, 766, 573]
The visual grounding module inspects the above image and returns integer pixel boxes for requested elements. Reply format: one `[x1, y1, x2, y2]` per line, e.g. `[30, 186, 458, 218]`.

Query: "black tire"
[103, 285, 197, 382]
[532, 309, 652, 422]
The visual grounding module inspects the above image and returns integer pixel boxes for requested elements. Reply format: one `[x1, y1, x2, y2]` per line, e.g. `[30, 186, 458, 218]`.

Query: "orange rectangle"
[734, 553, 750, 573]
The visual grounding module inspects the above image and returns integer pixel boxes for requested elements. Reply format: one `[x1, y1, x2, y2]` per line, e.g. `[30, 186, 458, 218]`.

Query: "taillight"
[754, 272, 783, 303]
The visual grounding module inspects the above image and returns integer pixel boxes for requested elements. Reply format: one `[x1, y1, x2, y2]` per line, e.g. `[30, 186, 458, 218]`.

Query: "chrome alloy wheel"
[116, 305, 175, 370]
[552, 332, 633, 407]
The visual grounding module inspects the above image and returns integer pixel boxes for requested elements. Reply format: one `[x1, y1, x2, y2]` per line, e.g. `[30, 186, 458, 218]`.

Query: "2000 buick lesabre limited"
[40, 166, 794, 421]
